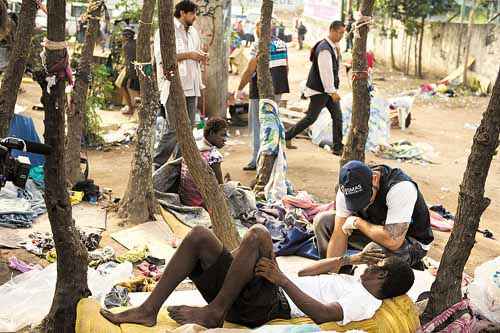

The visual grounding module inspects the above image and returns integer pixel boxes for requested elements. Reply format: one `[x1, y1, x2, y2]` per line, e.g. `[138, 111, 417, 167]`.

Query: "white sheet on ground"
[0, 262, 132, 332]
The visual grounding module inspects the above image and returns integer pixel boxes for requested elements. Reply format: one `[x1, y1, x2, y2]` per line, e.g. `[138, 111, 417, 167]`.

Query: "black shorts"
[189, 248, 291, 328]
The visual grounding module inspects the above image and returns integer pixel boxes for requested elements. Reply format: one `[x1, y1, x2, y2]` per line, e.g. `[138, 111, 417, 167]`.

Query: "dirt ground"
[6, 45, 500, 278]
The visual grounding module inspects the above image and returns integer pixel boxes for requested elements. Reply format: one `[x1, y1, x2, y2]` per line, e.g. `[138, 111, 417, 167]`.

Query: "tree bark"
[34, 0, 91, 331]
[117, 0, 157, 224]
[257, 0, 274, 100]
[422, 68, 500, 324]
[340, 0, 375, 167]
[405, 33, 412, 75]
[389, 17, 396, 70]
[414, 29, 418, 76]
[463, 1, 476, 87]
[194, 0, 229, 118]
[418, 16, 425, 78]
[158, 0, 240, 250]
[0, 0, 37, 138]
[65, 0, 104, 184]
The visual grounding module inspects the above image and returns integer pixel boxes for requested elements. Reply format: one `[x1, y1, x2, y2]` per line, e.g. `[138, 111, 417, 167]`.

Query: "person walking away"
[153, 0, 207, 170]
[345, 13, 354, 52]
[297, 21, 307, 50]
[117, 27, 140, 116]
[235, 21, 289, 171]
[285, 21, 345, 156]
[243, 20, 254, 47]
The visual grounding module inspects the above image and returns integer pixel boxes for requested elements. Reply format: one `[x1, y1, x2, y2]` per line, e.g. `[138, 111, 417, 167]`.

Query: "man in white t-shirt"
[101, 225, 415, 328]
[314, 160, 434, 269]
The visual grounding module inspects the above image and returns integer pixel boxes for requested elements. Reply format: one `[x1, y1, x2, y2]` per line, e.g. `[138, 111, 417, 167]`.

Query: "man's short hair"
[380, 257, 415, 299]
[174, 0, 197, 18]
[330, 20, 345, 31]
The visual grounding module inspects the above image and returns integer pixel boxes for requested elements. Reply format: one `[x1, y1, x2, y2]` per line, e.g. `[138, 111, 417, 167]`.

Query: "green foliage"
[84, 64, 113, 146]
[375, 0, 458, 34]
[115, 0, 142, 23]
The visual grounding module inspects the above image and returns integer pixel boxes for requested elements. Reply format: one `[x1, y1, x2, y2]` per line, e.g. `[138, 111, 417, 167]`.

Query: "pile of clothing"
[0, 180, 46, 228]
[374, 140, 435, 164]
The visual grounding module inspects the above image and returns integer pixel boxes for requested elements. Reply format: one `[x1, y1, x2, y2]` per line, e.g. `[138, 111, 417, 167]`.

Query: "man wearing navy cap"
[314, 160, 434, 268]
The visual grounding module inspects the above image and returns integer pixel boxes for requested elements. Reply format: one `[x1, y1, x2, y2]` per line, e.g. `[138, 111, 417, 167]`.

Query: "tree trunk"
[117, 0, 157, 224]
[340, 0, 375, 167]
[414, 29, 418, 76]
[463, 1, 476, 87]
[158, 0, 240, 250]
[194, 0, 229, 118]
[34, 0, 91, 332]
[418, 16, 425, 78]
[422, 68, 500, 324]
[405, 33, 412, 75]
[389, 17, 396, 70]
[347, 0, 353, 14]
[66, 0, 104, 184]
[257, 0, 274, 100]
[0, 0, 37, 137]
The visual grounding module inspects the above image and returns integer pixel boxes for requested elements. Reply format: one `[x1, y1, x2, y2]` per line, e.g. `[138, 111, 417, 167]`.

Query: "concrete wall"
[369, 21, 500, 82]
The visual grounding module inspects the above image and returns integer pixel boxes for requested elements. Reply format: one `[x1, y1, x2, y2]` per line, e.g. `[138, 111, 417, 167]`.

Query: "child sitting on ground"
[179, 117, 227, 208]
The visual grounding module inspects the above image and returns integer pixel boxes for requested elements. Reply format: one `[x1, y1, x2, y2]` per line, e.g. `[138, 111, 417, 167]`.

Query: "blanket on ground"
[76, 295, 420, 333]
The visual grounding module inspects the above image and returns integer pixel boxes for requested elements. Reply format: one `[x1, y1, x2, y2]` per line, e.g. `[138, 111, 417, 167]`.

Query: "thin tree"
[118, 0, 157, 223]
[0, 0, 38, 137]
[33, 0, 90, 331]
[66, 0, 105, 184]
[257, 0, 274, 100]
[463, 0, 477, 87]
[158, 0, 240, 250]
[340, 0, 375, 167]
[422, 68, 500, 324]
[194, 0, 229, 118]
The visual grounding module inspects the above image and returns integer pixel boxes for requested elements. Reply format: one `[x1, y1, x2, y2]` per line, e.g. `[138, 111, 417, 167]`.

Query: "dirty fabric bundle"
[257, 99, 288, 202]
[0, 180, 47, 228]
[375, 140, 434, 164]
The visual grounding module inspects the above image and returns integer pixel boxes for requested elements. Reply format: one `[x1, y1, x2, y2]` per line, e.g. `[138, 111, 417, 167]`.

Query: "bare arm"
[237, 57, 257, 91]
[356, 219, 409, 252]
[210, 162, 224, 185]
[255, 258, 343, 324]
[326, 215, 348, 258]
[299, 249, 385, 276]
[177, 52, 195, 62]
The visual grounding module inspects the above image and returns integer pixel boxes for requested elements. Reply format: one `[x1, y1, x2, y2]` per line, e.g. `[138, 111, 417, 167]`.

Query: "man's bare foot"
[286, 140, 298, 149]
[100, 306, 157, 327]
[167, 305, 223, 328]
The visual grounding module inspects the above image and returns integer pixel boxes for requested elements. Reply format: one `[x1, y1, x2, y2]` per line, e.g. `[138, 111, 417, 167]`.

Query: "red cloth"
[282, 191, 335, 223]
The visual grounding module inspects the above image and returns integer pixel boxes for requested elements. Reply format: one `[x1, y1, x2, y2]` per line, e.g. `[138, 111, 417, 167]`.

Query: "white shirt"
[154, 18, 204, 102]
[304, 37, 340, 97]
[284, 273, 382, 325]
[335, 181, 431, 250]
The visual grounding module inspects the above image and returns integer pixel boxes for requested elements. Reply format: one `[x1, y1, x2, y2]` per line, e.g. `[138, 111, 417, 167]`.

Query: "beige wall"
[369, 21, 500, 82]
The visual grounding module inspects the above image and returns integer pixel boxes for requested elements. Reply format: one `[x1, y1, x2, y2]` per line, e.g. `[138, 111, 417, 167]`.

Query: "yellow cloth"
[70, 191, 85, 205]
[76, 295, 420, 333]
[116, 246, 149, 264]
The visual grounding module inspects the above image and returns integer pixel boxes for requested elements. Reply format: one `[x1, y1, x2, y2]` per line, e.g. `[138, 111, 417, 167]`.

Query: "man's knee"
[244, 224, 271, 245]
[313, 211, 334, 235]
[186, 226, 212, 245]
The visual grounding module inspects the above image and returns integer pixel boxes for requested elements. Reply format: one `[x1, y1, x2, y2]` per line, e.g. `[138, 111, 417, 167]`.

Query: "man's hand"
[352, 247, 386, 265]
[255, 258, 287, 286]
[330, 92, 341, 103]
[235, 90, 246, 101]
[190, 50, 208, 63]
[341, 216, 358, 236]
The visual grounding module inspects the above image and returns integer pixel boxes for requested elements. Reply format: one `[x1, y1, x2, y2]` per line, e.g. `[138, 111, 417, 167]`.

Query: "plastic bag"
[0, 262, 132, 332]
[468, 257, 500, 323]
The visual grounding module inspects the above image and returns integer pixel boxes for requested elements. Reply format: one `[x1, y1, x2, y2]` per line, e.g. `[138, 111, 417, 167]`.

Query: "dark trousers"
[285, 93, 343, 148]
[313, 212, 428, 267]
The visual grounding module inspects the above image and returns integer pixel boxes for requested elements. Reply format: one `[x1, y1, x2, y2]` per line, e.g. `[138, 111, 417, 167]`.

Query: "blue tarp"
[8, 114, 45, 167]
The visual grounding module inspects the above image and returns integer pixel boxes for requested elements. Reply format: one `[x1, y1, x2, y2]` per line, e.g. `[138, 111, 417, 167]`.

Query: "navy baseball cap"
[339, 160, 373, 212]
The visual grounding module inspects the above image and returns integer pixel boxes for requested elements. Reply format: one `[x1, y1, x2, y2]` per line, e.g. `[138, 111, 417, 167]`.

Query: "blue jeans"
[248, 94, 281, 167]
